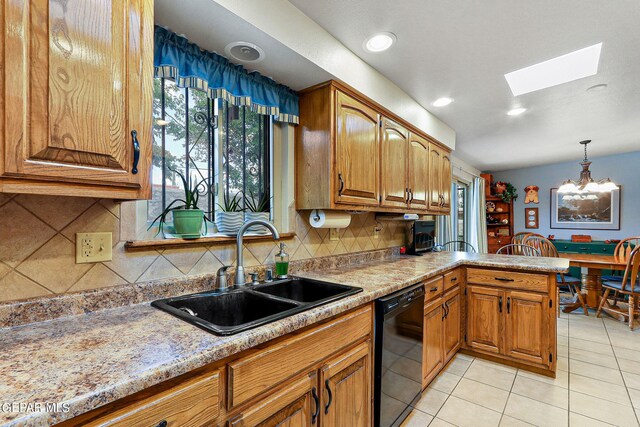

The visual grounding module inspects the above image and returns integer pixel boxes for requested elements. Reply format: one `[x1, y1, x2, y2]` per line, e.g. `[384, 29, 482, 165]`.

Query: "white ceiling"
[154, 0, 333, 91]
[288, 0, 640, 171]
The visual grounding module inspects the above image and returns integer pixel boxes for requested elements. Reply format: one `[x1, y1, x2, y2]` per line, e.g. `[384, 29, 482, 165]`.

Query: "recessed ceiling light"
[363, 32, 396, 53]
[224, 41, 265, 63]
[507, 107, 527, 116]
[504, 43, 602, 96]
[432, 97, 453, 107]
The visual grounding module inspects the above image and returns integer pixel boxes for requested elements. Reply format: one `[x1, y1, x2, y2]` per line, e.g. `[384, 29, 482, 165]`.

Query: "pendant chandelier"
[558, 140, 618, 194]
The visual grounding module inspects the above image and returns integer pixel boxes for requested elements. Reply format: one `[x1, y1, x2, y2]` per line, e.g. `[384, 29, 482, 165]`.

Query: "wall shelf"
[125, 232, 296, 252]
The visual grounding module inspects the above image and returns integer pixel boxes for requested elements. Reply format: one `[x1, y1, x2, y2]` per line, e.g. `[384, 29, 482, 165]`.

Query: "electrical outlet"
[329, 228, 340, 241]
[76, 232, 112, 263]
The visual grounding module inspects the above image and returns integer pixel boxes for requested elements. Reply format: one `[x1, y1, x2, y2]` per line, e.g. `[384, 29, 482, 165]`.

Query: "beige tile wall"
[0, 194, 406, 302]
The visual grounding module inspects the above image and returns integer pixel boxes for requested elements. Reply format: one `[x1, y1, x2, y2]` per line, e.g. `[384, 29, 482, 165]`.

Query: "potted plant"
[244, 191, 271, 234]
[215, 192, 245, 234]
[497, 182, 518, 203]
[149, 169, 210, 238]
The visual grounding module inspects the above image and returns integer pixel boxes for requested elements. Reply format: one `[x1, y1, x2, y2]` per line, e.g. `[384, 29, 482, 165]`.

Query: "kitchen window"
[149, 78, 272, 227]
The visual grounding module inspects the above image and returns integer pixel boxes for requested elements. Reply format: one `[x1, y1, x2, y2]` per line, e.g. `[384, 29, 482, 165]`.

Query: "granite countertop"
[0, 252, 568, 427]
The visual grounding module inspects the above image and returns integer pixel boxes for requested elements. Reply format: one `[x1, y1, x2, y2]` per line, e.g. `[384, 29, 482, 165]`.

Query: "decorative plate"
[486, 201, 495, 212]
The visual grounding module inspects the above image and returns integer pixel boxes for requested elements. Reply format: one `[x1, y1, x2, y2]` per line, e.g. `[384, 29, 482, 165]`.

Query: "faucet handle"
[250, 272, 260, 285]
[216, 265, 231, 289]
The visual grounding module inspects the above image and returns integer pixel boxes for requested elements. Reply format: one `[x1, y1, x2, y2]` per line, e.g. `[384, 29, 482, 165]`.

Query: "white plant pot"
[244, 212, 271, 234]
[215, 212, 244, 234]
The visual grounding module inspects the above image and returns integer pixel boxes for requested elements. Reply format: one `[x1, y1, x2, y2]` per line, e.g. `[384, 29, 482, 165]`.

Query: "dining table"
[557, 253, 628, 319]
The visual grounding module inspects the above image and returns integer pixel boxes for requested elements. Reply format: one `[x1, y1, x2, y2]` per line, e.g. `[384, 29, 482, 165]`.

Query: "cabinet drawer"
[467, 268, 548, 292]
[424, 276, 444, 303]
[60, 370, 221, 427]
[228, 305, 372, 409]
[444, 269, 463, 291]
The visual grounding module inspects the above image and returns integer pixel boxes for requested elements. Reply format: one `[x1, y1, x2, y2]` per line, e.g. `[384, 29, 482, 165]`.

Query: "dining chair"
[436, 240, 477, 253]
[596, 246, 640, 330]
[496, 244, 542, 257]
[524, 235, 588, 316]
[602, 237, 640, 306]
[511, 232, 544, 255]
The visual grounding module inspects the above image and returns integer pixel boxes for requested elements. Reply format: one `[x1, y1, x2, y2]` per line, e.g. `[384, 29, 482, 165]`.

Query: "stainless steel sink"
[151, 277, 361, 335]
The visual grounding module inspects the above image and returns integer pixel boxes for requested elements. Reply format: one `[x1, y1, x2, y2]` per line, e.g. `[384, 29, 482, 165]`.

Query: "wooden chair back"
[523, 235, 559, 258]
[615, 237, 640, 263]
[439, 240, 477, 253]
[620, 246, 640, 294]
[496, 244, 541, 257]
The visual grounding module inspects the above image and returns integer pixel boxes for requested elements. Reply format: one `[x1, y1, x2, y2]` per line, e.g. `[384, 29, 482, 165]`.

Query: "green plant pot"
[172, 209, 204, 236]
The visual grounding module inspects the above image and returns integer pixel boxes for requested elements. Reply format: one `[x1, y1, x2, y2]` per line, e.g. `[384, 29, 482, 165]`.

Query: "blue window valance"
[154, 26, 299, 124]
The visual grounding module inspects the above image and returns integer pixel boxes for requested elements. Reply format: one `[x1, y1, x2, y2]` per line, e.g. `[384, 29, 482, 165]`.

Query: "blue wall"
[491, 151, 640, 241]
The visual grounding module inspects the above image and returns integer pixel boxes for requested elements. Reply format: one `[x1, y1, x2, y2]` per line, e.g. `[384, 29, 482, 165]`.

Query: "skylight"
[504, 43, 602, 96]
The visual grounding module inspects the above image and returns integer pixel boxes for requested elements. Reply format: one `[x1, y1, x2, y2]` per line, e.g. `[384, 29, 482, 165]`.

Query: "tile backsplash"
[0, 194, 405, 302]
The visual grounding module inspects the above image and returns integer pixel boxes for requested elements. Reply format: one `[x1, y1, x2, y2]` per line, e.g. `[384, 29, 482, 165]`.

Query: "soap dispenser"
[274, 242, 289, 279]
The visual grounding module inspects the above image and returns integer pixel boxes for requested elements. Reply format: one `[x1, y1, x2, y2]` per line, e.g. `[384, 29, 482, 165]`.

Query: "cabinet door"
[380, 118, 409, 208]
[504, 291, 550, 366]
[423, 299, 444, 386]
[440, 152, 452, 213]
[3, 0, 153, 198]
[428, 143, 444, 211]
[321, 341, 371, 427]
[408, 133, 429, 210]
[443, 287, 461, 362]
[229, 372, 318, 427]
[466, 286, 503, 354]
[335, 91, 380, 206]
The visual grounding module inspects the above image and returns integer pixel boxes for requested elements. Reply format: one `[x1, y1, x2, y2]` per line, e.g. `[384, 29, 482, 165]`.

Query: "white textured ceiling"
[288, 0, 640, 171]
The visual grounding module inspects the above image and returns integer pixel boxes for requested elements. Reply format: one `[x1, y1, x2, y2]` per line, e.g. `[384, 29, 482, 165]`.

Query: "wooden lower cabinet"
[423, 298, 445, 386]
[466, 285, 502, 354]
[504, 291, 550, 366]
[229, 373, 318, 427]
[321, 341, 371, 427]
[443, 287, 462, 361]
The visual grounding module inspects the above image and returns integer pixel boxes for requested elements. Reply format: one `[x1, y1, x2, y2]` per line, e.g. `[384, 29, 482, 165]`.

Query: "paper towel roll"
[309, 210, 351, 229]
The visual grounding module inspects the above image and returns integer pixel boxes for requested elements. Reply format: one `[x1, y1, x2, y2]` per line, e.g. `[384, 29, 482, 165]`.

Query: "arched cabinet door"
[2, 0, 153, 199]
[408, 133, 429, 209]
[380, 118, 408, 208]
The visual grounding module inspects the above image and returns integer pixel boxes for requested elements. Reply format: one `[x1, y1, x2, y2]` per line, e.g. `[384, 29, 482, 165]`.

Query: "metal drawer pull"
[131, 130, 140, 174]
[430, 286, 439, 292]
[450, 277, 457, 282]
[494, 277, 515, 282]
[499, 296, 503, 312]
[324, 380, 333, 414]
[507, 297, 511, 314]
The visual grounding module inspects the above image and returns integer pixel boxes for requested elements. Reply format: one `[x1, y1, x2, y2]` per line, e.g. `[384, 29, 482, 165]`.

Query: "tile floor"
[400, 310, 640, 427]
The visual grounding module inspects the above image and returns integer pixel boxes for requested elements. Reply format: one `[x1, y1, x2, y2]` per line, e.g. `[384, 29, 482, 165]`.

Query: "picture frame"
[550, 187, 621, 230]
[525, 207, 539, 229]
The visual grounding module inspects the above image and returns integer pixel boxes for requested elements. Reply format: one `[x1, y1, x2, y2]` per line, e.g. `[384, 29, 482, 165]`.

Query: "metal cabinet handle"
[430, 286, 439, 292]
[442, 304, 446, 320]
[131, 130, 140, 174]
[338, 173, 345, 196]
[499, 296, 503, 313]
[494, 277, 515, 282]
[311, 387, 319, 424]
[324, 380, 333, 414]
[507, 297, 511, 314]
[409, 188, 414, 202]
[155, 421, 167, 427]
[450, 277, 458, 282]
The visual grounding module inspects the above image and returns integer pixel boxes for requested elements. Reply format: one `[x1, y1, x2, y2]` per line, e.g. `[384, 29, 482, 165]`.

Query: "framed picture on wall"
[550, 188, 621, 230]
[525, 207, 539, 229]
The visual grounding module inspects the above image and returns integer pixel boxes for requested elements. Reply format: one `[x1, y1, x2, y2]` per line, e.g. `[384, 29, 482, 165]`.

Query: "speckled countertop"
[0, 252, 568, 427]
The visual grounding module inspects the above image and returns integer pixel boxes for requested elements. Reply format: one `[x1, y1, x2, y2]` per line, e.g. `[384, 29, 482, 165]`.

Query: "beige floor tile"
[570, 390, 638, 427]
[429, 372, 461, 394]
[413, 387, 449, 416]
[452, 378, 509, 412]
[464, 361, 516, 391]
[518, 367, 569, 389]
[499, 415, 535, 426]
[472, 357, 518, 373]
[569, 359, 625, 386]
[569, 347, 617, 367]
[443, 354, 473, 376]
[569, 412, 617, 426]
[428, 418, 456, 427]
[569, 373, 631, 405]
[437, 396, 502, 427]
[569, 337, 615, 356]
[623, 371, 640, 390]
[511, 375, 568, 409]
[400, 408, 433, 427]
[627, 387, 640, 410]
[557, 356, 569, 372]
[557, 344, 569, 358]
[568, 327, 610, 344]
[618, 358, 640, 375]
[504, 393, 568, 427]
[613, 345, 638, 362]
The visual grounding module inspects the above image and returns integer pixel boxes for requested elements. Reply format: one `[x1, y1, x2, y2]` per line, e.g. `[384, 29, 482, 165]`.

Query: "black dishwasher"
[374, 283, 424, 427]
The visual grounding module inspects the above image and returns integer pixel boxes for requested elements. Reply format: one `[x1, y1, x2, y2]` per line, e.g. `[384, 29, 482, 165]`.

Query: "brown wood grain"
[466, 268, 549, 293]
[466, 285, 502, 354]
[380, 117, 409, 208]
[443, 286, 462, 362]
[423, 297, 444, 386]
[424, 275, 444, 303]
[408, 133, 429, 210]
[504, 291, 550, 366]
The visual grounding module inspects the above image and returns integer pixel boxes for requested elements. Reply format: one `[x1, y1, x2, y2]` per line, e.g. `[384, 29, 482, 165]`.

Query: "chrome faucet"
[235, 220, 280, 285]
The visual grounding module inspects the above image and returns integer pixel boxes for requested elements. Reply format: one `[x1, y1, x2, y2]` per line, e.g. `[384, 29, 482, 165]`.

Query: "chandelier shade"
[557, 140, 619, 194]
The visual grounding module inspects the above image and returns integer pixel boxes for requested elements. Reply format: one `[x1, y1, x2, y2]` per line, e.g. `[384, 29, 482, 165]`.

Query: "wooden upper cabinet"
[1, 0, 153, 199]
[466, 285, 502, 354]
[335, 91, 380, 207]
[321, 341, 371, 427]
[440, 152, 452, 213]
[408, 133, 429, 210]
[380, 118, 408, 208]
[428, 143, 443, 211]
[504, 291, 550, 366]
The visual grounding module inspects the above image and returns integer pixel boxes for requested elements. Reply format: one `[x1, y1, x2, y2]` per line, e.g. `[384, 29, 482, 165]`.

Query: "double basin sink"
[151, 278, 362, 335]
